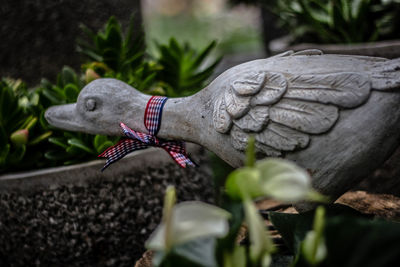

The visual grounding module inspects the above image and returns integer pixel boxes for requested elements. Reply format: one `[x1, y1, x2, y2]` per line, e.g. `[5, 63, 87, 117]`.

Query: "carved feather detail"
[250, 72, 287, 106]
[269, 99, 338, 134]
[256, 122, 309, 151]
[233, 106, 269, 132]
[231, 71, 266, 96]
[213, 96, 232, 133]
[224, 86, 250, 119]
[256, 143, 282, 157]
[230, 125, 248, 151]
[213, 67, 373, 156]
[285, 72, 371, 108]
[231, 125, 282, 157]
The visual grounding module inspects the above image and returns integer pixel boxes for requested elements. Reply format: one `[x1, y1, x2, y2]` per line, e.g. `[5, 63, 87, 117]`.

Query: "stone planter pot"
[270, 37, 400, 58]
[0, 144, 214, 266]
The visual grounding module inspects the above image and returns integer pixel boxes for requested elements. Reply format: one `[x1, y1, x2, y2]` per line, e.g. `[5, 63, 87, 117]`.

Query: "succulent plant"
[268, 0, 400, 44]
[0, 79, 52, 172]
[155, 38, 222, 97]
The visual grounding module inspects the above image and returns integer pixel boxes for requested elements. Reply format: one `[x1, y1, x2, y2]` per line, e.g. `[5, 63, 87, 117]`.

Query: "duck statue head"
[46, 49, 400, 201]
[45, 79, 151, 136]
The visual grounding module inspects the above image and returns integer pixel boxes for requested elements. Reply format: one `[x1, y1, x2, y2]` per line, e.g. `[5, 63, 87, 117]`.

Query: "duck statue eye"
[85, 99, 96, 111]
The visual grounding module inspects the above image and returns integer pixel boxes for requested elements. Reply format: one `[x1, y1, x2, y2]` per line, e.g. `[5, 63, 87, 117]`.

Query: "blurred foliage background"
[142, 0, 263, 56]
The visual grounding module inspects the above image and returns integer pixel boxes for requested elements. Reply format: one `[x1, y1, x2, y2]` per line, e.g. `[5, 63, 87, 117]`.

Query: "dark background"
[0, 0, 142, 86]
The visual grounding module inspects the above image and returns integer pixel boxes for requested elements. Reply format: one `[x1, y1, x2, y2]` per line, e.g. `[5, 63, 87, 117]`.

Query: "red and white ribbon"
[99, 96, 195, 171]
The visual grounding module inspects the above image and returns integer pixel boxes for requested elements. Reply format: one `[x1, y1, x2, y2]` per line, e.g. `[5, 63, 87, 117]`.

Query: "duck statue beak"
[45, 104, 87, 132]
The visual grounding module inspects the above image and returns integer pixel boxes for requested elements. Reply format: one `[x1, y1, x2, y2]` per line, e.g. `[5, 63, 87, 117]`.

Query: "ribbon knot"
[99, 96, 195, 171]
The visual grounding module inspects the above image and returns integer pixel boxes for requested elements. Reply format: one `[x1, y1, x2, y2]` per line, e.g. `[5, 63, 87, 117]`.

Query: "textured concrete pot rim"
[0, 143, 200, 193]
[270, 37, 400, 58]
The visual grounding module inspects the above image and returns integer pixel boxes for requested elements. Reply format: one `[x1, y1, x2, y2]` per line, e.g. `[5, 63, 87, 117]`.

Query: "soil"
[0, 152, 214, 266]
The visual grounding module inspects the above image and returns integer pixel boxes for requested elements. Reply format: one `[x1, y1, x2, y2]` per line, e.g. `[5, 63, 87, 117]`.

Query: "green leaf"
[173, 237, 219, 267]
[21, 116, 37, 130]
[275, 204, 400, 266]
[44, 150, 69, 161]
[63, 159, 82, 165]
[8, 144, 26, 164]
[0, 144, 10, 166]
[269, 204, 367, 254]
[39, 111, 50, 129]
[245, 135, 255, 167]
[225, 167, 262, 200]
[169, 38, 182, 57]
[79, 23, 97, 42]
[152, 237, 219, 267]
[124, 14, 137, 49]
[223, 245, 246, 267]
[28, 131, 52, 146]
[137, 72, 156, 92]
[78, 48, 103, 62]
[93, 135, 107, 150]
[48, 137, 69, 149]
[29, 92, 40, 107]
[103, 48, 120, 71]
[105, 24, 122, 53]
[244, 199, 274, 265]
[65, 145, 83, 155]
[60, 66, 78, 87]
[42, 87, 64, 105]
[40, 78, 53, 90]
[64, 84, 80, 102]
[163, 186, 177, 251]
[300, 206, 327, 266]
[146, 201, 230, 251]
[67, 138, 96, 154]
[95, 35, 108, 54]
[255, 158, 314, 203]
[95, 141, 114, 154]
[216, 199, 244, 253]
[323, 216, 400, 266]
[189, 40, 217, 71]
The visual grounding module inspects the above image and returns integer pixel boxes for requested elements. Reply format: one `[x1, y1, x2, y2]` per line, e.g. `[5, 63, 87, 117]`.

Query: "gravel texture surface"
[0, 152, 214, 266]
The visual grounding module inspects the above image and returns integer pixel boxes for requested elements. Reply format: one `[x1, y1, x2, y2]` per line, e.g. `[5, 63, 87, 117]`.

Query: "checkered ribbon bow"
[99, 96, 195, 171]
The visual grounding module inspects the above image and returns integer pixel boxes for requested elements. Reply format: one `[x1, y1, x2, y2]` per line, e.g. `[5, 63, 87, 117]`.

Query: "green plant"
[0, 79, 52, 172]
[146, 138, 400, 266]
[155, 38, 222, 96]
[79, 16, 220, 98]
[270, 204, 400, 266]
[146, 138, 323, 266]
[267, 0, 400, 44]
[78, 16, 145, 78]
[78, 16, 161, 94]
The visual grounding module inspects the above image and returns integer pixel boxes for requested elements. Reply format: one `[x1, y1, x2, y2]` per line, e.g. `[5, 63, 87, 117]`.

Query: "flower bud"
[10, 129, 29, 146]
[85, 69, 100, 84]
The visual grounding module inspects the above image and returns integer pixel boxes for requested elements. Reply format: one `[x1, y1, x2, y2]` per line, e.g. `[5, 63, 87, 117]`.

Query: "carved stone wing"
[213, 69, 372, 156]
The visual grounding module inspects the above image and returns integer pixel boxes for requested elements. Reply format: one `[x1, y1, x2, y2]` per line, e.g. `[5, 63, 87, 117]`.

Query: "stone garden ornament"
[45, 50, 400, 201]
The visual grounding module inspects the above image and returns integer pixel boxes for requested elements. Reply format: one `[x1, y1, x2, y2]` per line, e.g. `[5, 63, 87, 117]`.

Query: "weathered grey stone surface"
[0, 143, 203, 193]
[45, 50, 400, 201]
[270, 37, 400, 59]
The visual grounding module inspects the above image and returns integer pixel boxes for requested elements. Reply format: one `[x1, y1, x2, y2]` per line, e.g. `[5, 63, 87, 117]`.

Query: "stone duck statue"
[45, 50, 400, 200]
